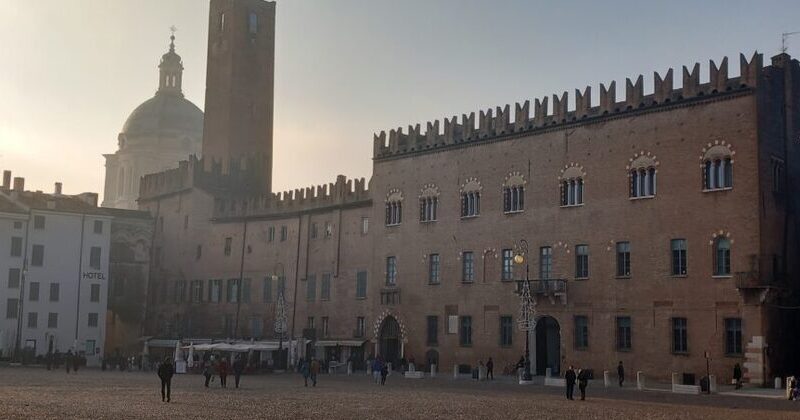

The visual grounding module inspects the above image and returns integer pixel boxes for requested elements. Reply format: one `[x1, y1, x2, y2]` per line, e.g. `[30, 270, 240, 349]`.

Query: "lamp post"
[514, 239, 536, 382]
[272, 263, 287, 369]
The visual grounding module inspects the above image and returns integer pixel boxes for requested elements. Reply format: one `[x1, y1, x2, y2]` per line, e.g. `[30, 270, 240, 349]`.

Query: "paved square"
[0, 367, 797, 419]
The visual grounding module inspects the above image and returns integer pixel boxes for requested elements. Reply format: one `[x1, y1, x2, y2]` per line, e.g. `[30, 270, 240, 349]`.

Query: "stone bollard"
[387, 362, 393, 375]
[637, 371, 645, 390]
[775, 377, 782, 389]
[347, 361, 353, 375]
[430, 364, 437, 378]
[545, 367, 552, 378]
[671, 372, 680, 387]
[518, 367, 523, 382]
[603, 370, 611, 388]
[478, 365, 486, 381]
[709, 375, 717, 393]
[454, 364, 459, 379]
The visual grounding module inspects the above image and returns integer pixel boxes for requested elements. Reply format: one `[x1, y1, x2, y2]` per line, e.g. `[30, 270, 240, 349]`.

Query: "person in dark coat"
[157, 357, 175, 402]
[203, 359, 214, 387]
[486, 358, 494, 380]
[65, 350, 73, 373]
[300, 358, 310, 387]
[733, 363, 743, 389]
[565, 366, 577, 400]
[217, 357, 229, 388]
[577, 368, 589, 400]
[380, 360, 389, 385]
[617, 361, 625, 387]
[233, 356, 245, 389]
[309, 358, 320, 387]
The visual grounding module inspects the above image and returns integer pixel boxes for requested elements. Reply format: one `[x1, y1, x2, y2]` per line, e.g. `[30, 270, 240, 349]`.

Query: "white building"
[0, 172, 111, 366]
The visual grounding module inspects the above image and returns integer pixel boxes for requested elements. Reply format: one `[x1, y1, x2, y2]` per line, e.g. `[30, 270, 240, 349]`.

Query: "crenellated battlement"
[211, 175, 371, 220]
[373, 52, 765, 160]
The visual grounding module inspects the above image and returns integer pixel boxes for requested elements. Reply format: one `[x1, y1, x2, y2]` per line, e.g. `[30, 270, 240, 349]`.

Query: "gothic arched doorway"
[534, 316, 561, 376]
[378, 316, 401, 369]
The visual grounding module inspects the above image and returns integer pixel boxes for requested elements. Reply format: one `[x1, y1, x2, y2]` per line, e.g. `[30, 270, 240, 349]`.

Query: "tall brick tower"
[202, 0, 276, 193]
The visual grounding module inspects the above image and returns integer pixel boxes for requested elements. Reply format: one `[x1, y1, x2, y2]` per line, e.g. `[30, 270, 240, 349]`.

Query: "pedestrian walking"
[372, 357, 382, 384]
[218, 357, 229, 388]
[65, 350, 73, 373]
[577, 368, 589, 400]
[733, 363, 742, 390]
[380, 360, 389, 385]
[486, 357, 494, 380]
[565, 366, 576, 400]
[233, 356, 245, 389]
[203, 359, 215, 387]
[157, 356, 175, 402]
[617, 361, 625, 387]
[310, 358, 320, 387]
[300, 358, 310, 387]
[46, 350, 53, 371]
[73, 352, 81, 373]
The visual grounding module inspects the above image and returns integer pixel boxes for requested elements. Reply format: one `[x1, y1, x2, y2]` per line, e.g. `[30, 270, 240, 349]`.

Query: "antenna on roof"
[781, 31, 800, 53]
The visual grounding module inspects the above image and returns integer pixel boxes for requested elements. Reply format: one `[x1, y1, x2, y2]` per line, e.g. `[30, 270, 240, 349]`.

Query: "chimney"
[12, 177, 24, 192]
[2, 171, 10, 189]
[54, 182, 62, 195]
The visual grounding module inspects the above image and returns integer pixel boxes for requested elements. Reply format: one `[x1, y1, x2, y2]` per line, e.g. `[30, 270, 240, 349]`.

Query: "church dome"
[122, 93, 203, 138]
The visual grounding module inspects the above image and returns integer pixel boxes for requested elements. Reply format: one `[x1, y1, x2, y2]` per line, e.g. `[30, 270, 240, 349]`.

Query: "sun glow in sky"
[1, 0, 799, 200]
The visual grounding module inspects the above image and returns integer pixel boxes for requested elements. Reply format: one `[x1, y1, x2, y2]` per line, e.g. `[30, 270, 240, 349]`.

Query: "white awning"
[315, 340, 366, 347]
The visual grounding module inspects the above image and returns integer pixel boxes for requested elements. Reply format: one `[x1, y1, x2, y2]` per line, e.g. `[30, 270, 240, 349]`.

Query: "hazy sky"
[1, 0, 799, 198]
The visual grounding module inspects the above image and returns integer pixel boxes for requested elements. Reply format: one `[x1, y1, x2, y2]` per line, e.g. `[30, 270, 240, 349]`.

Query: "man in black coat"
[617, 361, 625, 387]
[577, 368, 589, 400]
[565, 366, 576, 400]
[157, 357, 175, 402]
[233, 355, 245, 389]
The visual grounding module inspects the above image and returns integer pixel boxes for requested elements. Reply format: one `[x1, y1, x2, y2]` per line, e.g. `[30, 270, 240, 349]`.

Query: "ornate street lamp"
[272, 263, 287, 369]
[514, 239, 536, 382]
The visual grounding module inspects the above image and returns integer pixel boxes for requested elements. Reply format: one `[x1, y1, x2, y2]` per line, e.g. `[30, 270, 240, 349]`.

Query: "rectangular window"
[208, 279, 222, 303]
[85, 339, 96, 355]
[574, 315, 589, 349]
[49, 283, 59, 302]
[241, 278, 251, 303]
[672, 317, 688, 353]
[227, 279, 239, 303]
[93, 220, 103, 234]
[428, 254, 440, 284]
[460, 192, 480, 217]
[386, 257, 397, 285]
[306, 274, 316, 301]
[321, 273, 331, 300]
[501, 249, 514, 281]
[196, 245, 202, 260]
[8, 268, 20, 288]
[90, 284, 100, 302]
[447, 315, 458, 334]
[89, 246, 102, 269]
[249, 317, 263, 338]
[33, 215, 45, 230]
[575, 245, 589, 278]
[10, 237, 22, 257]
[13, 221, 22, 229]
[248, 12, 258, 34]
[500, 316, 513, 347]
[27, 312, 37, 328]
[88, 312, 99, 328]
[426, 315, 438, 345]
[361, 217, 369, 235]
[459, 316, 473, 346]
[356, 317, 365, 337]
[356, 271, 367, 299]
[224, 237, 232, 256]
[268, 226, 275, 242]
[539, 246, 552, 279]
[6, 298, 18, 319]
[616, 316, 632, 351]
[671, 239, 687, 276]
[307, 316, 315, 329]
[31, 245, 44, 267]
[174, 280, 186, 303]
[280, 226, 287, 241]
[310, 223, 318, 239]
[324, 222, 333, 238]
[263, 277, 273, 303]
[29, 282, 39, 301]
[191, 280, 204, 303]
[462, 251, 475, 283]
[725, 318, 743, 355]
[48, 312, 58, 328]
[616, 242, 631, 277]
[322, 316, 329, 337]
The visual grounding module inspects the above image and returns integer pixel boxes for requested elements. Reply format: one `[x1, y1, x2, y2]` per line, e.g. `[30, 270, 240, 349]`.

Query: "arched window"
[385, 189, 403, 226]
[628, 153, 658, 198]
[460, 178, 482, 218]
[559, 165, 585, 206]
[713, 237, 731, 276]
[419, 184, 439, 223]
[701, 143, 734, 191]
[503, 172, 526, 213]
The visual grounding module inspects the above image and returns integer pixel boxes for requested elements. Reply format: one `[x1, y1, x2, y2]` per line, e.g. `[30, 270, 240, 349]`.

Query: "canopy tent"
[314, 340, 367, 347]
[188, 341, 282, 352]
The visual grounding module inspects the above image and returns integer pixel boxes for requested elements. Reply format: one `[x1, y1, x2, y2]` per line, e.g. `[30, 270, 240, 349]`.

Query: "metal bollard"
[637, 371, 645, 390]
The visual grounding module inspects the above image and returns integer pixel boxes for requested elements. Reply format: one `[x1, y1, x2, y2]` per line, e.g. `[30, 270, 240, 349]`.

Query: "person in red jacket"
[217, 357, 230, 388]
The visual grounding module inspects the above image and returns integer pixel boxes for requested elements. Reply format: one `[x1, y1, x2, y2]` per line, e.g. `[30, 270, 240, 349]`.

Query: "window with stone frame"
[462, 251, 475, 283]
[459, 316, 472, 346]
[574, 315, 589, 349]
[671, 239, 687, 276]
[503, 172, 526, 213]
[559, 165, 585, 207]
[724, 318, 742, 355]
[628, 152, 658, 198]
[419, 184, 439, 223]
[616, 241, 631, 277]
[575, 245, 589, 279]
[701, 143, 734, 191]
[501, 249, 514, 281]
[713, 236, 731, 276]
[616, 316, 632, 351]
[672, 317, 688, 353]
[499, 316, 513, 347]
[460, 178, 481, 218]
[385, 257, 397, 286]
[428, 254, 440, 285]
[385, 189, 403, 226]
[426, 315, 438, 345]
[539, 246, 552, 279]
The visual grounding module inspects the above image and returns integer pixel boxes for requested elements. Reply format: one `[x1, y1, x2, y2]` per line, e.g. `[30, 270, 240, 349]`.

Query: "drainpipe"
[234, 219, 248, 338]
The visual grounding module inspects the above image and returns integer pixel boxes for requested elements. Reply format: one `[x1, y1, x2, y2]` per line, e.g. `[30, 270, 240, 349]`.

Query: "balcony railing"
[734, 254, 785, 289]
[515, 278, 567, 296]
[380, 288, 401, 305]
